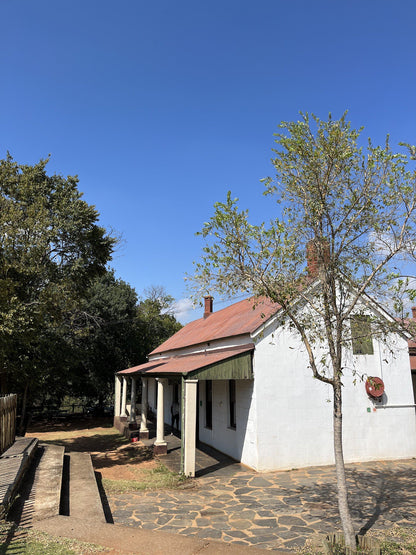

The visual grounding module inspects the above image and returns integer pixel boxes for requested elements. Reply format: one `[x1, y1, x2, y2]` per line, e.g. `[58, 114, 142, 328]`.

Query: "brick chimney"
[412, 306, 416, 320]
[204, 296, 213, 318]
[306, 239, 329, 278]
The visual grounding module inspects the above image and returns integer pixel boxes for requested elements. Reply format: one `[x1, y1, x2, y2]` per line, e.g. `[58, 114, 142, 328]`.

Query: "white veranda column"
[129, 377, 137, 428]
[140, 377, 149, 439]
[121, 376, 128, 417]
[184, 379, 198, 477]
[114, 375, 122, 417]
[154, 378, 167, 455]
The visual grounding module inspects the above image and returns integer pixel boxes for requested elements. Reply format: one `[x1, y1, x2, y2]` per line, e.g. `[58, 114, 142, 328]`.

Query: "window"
[205, 380, 212, 429]
[229, 380, 236, 429]
[173, 383, 179, 403]
[351, 316, 374, 355]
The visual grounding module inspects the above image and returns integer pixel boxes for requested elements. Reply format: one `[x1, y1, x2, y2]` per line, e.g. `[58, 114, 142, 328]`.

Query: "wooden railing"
[0, 394, 17, 455]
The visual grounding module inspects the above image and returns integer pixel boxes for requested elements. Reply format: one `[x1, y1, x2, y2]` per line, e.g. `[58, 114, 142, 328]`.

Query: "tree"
[70, 269, 141, 405]
[0, 154, 115, 412]
[192, 113, 416, 548]
[68, 279, 182, 407]
[136, 285, 183, 358]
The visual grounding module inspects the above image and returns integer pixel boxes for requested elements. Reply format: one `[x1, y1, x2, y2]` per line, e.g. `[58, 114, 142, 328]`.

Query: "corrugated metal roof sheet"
[117, 344, 254, 376]
[150, 297, 280, 355]
[146, 344, 254, 375]
[118, 360, 165, 375]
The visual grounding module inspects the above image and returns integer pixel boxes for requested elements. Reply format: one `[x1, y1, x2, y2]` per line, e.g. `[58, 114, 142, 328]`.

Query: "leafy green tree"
[70, 270, 140, 406]
[192, 113, 416, 548]
[0, 154, 115, 410]
[69, 280, 182, 407]
[136, 285, 183, 358]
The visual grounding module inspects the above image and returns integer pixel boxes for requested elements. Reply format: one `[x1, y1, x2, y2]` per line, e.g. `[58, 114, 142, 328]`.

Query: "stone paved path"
[105, 435, 416, 552]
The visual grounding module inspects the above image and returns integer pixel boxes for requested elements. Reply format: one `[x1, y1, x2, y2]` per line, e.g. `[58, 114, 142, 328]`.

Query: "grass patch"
[0, 522, 108, 554]
[369, 525, 416, 554]
[298, 525, 416, 554]
[102, 462, 187, 493]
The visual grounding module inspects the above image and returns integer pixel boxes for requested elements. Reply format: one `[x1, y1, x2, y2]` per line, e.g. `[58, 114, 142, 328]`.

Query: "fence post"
[0, 394, 17, 455]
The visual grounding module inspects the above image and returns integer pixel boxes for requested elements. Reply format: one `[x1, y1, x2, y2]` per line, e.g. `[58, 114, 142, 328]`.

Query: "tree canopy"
[0, 154, 116, 393]
[70, 278, 182, 405]
[0, 154, 182, 433]
[192, 112, 416, 547]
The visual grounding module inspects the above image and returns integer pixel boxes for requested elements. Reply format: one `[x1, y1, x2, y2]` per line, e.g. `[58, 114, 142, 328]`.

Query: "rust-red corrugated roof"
[150, 296, 281, 355]
[146, 344, 254, 375]
[118, 360, 165, 375]
[117, 344, 254, 376]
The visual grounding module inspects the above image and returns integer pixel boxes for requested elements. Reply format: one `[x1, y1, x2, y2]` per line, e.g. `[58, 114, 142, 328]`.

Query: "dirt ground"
[26, 417, 157, 480]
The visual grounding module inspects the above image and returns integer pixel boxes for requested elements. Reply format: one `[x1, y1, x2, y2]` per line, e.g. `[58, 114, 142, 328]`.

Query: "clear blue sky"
[1, 1, 415, 322]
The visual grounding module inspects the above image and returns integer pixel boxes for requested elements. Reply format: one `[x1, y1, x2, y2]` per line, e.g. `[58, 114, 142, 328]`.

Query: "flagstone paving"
[104, 435, 416, 552]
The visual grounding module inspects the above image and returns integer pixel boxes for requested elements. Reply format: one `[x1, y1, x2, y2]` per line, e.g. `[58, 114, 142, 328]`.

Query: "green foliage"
[0, 154, 182, 426]
[102, 463, 187, 493]
[21, 275, 183, 411]
[136, 285, 182, 359]
[0, 154, 115, 395]
[298, 526, 416, 555]
[69, 269, 140, 401]
[192, 112, 416, 548]
[0, 522, 106, 554]
[192, 112, 416, 382]
[0, 154, 114, 335]
[70, 280, 182, 402]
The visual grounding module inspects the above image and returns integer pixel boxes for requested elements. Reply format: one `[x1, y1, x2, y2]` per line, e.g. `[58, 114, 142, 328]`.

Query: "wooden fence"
[0, 394, 17, 455]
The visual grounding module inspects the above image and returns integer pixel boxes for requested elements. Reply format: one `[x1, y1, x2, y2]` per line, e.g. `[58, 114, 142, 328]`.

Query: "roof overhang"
[117, 343, 254, 380]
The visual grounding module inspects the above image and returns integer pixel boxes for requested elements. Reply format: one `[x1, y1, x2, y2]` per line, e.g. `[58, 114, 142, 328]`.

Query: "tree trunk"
[18, 383, 29, 436]
[333, 380, 356, 549]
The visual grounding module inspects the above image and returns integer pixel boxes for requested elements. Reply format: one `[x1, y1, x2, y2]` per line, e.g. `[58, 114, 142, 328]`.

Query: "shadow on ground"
[27, 416, 113, 434]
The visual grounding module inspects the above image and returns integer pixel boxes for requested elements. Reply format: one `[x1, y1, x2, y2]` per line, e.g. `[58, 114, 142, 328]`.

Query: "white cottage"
[114, 293, 416, 477]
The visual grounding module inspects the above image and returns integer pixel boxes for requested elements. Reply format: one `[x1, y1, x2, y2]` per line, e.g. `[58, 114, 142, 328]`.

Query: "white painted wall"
[253, 317, 416, 471]
[197, 378, 257, 468]
[145, 309, 416, 472]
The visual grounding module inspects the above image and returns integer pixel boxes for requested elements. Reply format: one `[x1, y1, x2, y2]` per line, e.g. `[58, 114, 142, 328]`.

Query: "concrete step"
[8, 443, 64, 526]
[68, 452, 106, 522]
[33, 444, 65, 521]
[0, 437, 38, 519]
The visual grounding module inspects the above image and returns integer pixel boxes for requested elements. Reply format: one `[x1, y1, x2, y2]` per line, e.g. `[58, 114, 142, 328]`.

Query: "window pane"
[351, 316, 374, 355]
[229, 379, 236, 429]
[205, 380, 212, 429]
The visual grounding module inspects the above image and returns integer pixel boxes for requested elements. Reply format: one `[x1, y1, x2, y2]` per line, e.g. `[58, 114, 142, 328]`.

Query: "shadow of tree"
[92, 444, 154, 469]
[39, 435, 154, 469]
[287, 464, 416, 534]
[0, 522, 26, 555]
[347, 467, 416, 533]
[27, 416, 113, 434]
[39, 433, 127, 453]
